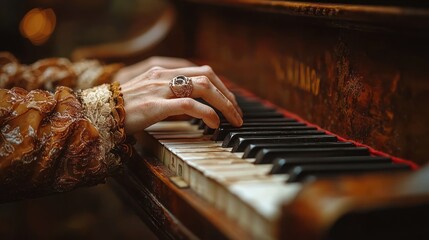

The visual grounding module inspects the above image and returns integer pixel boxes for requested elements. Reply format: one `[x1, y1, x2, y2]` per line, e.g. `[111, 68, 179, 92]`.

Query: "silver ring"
[169, 75, 193, 98]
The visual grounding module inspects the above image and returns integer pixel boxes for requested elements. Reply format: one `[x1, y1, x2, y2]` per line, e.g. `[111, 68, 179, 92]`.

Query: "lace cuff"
[110, 82, 133, 160]
[77, 83, 131, 173]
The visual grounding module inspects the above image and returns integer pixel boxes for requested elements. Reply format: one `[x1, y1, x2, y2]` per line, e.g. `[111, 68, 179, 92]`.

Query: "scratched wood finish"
[172, 1, 429, 165]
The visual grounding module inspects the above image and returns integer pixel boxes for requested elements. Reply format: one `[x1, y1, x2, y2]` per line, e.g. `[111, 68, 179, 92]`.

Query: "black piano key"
[198, 120, 207, 129]
[235, 98, 262, 106]
[222, 128, 318, 147]
[199, 117, 298, 129]
[270, 156, 392, 174]
[209, 122, 301, 131]
[254, 147, 369, 164]
[214, 107, 279, 117]
[232, 135, 337, 152]
[220, 111, 285, 120]
[206, 122, 304, 135]
[211, 124, 307, 140]
[242, 142, 355, 157]
[190, 118, 200, 125]
[236, 100, 265, 108]
[286, 163, 411, 183]
[192, 95, 279, 126]
[237, 106, 278, 112]
[221, 122, 300, 128]
[226, 117, 296, 123]
[230, 131, 327, 152]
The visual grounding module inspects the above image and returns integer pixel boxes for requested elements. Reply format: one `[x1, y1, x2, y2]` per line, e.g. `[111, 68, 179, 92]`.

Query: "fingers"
[121, 64, 244, 133]
[190, 76, 243, 127]
[122, 76, 243, 127]
[145, 56, 195, 69]
[114, 56, 195, 84]
[123, 97, 220, 134]
[128, 57, 195, 78]
[155, 66, 242, 115]
[162, 98, 220, 129]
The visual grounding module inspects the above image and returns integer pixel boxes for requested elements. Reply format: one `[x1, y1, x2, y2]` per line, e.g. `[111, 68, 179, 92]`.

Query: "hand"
[114, 56, 195, 84]
[120, 65, 243, 134]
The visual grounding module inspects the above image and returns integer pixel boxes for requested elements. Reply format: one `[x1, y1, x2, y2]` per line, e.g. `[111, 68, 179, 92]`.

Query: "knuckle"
[179, 98, 194, 111]
[148, 66, 163, 71]
[146, 80, 164, 91]
[202, 65, 212, 71]
[147, 66, 164, 79]
[225, 99, 234, 110]
[147, 57, 159, 66]
[201, 65, 213, 74]
[228, 92, 237, 102]
[140, 100, 156, 109]
[208, 108, 218, 118]
[197, 76, 211, 90]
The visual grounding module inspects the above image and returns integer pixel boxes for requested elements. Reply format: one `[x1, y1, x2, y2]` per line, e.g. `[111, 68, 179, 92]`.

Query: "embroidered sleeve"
[0, 83, 131, 202]
[0, 51, 123, 91]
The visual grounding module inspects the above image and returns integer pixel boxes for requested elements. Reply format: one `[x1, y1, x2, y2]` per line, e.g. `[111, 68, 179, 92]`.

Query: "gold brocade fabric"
[0, 52, 130, 202]
[0, 52, 123, 91]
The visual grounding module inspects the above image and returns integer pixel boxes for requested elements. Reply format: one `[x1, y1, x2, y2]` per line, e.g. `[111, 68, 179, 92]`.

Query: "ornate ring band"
[169, 75, 193, 98]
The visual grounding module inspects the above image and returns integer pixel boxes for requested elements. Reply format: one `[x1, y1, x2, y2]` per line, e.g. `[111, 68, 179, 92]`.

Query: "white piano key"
[188, 162, 256, 201]
[142, 119, 303, 240]
[176, 152, 243, 160]
[145, 121, 199, 132]
[149, 130, 203, 135]
[159, 138, 214, 144]
[164, 142, 222, 148]
[186, 159, 249, 166]
[153, 132, 205, 139]
[228, 181, 302, 240]
[179, 158, 248, 183]
[196, 165, 272, 205]
[139, 131, 165, 160]
[172, 147, 231, 153]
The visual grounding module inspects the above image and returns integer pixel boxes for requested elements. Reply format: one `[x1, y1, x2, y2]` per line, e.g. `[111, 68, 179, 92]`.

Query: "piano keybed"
[140, 93, 411, 240]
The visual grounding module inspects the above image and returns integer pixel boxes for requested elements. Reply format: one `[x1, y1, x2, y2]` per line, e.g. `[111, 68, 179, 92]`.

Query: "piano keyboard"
[140, 94, 411, 240]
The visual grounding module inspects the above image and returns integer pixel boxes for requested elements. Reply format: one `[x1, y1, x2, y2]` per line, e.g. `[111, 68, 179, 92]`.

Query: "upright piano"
[75, 1, 429, 239]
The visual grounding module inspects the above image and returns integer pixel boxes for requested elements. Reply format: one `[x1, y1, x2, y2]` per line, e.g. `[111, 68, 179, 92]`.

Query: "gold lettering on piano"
[272, 57, 321, 96]
[294, 6, 340, 17]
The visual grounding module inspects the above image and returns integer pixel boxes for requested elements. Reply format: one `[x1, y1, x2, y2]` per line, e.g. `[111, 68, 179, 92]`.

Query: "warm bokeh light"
[19, 8, 56, 45]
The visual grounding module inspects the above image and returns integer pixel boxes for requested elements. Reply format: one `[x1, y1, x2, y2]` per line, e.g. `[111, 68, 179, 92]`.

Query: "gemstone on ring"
[169, 75, 193, 98]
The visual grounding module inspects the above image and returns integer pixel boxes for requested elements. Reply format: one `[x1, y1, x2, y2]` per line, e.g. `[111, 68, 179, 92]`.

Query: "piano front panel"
[176, 1, 429, 165]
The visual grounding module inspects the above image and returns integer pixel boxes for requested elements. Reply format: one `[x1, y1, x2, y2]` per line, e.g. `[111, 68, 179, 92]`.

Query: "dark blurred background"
[0, 0, 169, 239]
[0, 0, 167, 63]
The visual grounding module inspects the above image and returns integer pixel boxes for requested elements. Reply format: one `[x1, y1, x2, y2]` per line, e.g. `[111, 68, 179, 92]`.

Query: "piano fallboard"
[170, 0, 429, 165]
